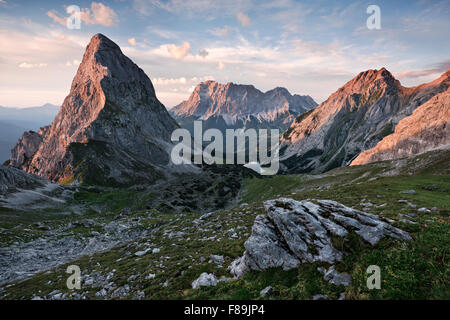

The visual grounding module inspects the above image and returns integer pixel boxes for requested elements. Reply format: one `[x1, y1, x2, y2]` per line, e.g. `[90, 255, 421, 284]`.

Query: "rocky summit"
[229, 198, 411, 278]
[9, 34, 181, 187]
[280, 68, 450, 173]
[170, 81, 317, 133]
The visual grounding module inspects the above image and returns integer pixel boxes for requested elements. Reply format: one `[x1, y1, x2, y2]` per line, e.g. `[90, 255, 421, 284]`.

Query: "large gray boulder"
[229, 198, 411, 278]
[192, 272, 218, 289]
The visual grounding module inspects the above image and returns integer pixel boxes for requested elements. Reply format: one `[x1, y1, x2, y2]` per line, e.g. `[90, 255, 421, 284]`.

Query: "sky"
[0, 0, 449, 108]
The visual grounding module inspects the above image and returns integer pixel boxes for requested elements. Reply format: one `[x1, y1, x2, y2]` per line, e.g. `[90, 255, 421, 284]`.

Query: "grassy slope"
[0, 150, 448, 300]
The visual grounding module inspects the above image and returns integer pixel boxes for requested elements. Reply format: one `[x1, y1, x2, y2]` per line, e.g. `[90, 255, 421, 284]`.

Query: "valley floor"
[0, 150, 448, 300]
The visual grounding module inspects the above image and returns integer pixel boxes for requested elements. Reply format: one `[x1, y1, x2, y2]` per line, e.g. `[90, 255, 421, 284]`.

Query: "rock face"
[171, 81, 317, 133]
[9, 127, 48, 171]
[0, 165, 48, 195]
[280, 69, 450, 173]
[229, 198, 411, 278]
[9, 34, 180, 186]
[351, 88, 450, 165]
[318, 266, 352, 287]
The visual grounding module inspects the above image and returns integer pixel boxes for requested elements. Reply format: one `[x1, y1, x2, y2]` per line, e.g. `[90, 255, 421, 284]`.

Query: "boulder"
[209, 254, 225, 266]
[259, 286, 273, 296]
[229, 198, 411, 278]
[192, 272, 218, 289]
[318, 266, 352, 287]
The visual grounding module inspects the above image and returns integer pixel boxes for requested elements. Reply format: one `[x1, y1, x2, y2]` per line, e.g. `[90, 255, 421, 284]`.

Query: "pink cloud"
[237, 12, 250, 27]
[397, 60, 450, 79]
[47, 10, 67, 26]
[167, 42, 191, 59]
[215, 26, 230, 36]
[47, 2, 118, 27]
[81, 2, 118, 27]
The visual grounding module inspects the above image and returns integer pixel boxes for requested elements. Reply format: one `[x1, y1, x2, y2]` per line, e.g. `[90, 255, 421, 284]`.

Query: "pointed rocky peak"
[9, 33, 179, 186]
[73, 33, 156, 97]
[85, 33, 121, 54]
[196, 80, 218, 88]
[340, 67, 400, 95]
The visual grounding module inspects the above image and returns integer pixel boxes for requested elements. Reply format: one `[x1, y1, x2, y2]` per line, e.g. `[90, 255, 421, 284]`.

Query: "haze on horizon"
[0, 0, 449, 108]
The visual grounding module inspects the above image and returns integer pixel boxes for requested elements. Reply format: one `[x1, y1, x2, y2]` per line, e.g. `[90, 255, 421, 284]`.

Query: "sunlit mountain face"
[0, 0, 449, 304]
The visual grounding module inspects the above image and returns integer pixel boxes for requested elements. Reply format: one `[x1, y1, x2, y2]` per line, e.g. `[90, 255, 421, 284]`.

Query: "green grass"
[0, 151, 449, 300]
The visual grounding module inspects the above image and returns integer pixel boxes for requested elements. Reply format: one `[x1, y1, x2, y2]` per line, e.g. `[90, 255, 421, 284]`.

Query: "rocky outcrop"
[9, 127, 48, 171]
[317, 266, 352, 287]
[191, 273, 218, 289]
[171, 81, 317, 133]
[0, 215, 151, 286]
[0, 165, 50, 195]
[0, 165, 65, 211]
[9, 34, 180, 187]
[229, 198, 411, 278]
[280, 69, 450, 173]
[351, 88, 450, 165]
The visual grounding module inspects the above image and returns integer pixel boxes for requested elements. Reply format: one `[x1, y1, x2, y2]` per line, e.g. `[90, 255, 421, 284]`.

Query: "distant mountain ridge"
[170, 80, 317, 133]
[280, 68, 450, 173]
[0, 104, 59, 121]
[0, 104, 59, 162]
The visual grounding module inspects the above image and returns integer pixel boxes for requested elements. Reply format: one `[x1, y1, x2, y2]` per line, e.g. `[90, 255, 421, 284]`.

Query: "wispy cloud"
[396, 59, 450, 79]
[47, 10, 67, 26]
[214, 26, 231, 36]
[18, 62, 48, 69]
[153, 76, 213, 85]
[65, 59, 80, 67]
[132, 0, 253, 18]
[147, 27, 179, 40]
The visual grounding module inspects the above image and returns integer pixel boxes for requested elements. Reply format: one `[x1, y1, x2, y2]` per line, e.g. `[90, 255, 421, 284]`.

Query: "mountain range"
[4, 34, 450, 186]
[170, 81, 317, 134]
[351, 87, 450, 166]
[1, 33, 449, 301]
[280, 68, 450, 173]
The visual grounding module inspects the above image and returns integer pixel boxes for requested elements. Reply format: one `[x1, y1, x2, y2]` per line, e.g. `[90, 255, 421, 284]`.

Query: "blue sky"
[0, 0, 449, 108]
